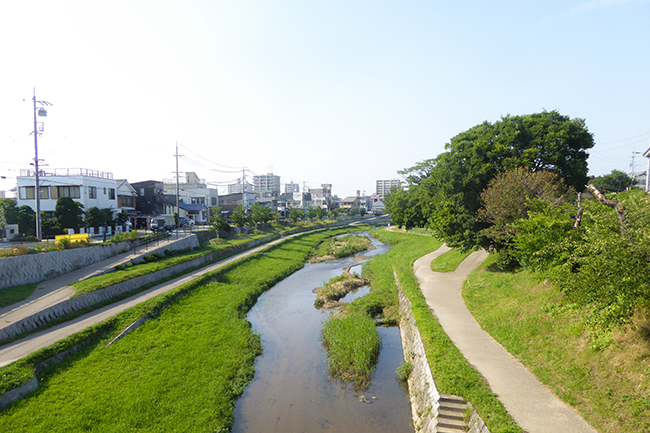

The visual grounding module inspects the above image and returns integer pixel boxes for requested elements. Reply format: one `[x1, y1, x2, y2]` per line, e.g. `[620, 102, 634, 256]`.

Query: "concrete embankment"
[0, 235, 272, 343]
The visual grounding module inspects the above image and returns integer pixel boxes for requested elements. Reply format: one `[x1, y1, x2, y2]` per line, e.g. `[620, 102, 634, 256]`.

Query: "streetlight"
[32, 88, 52, 240]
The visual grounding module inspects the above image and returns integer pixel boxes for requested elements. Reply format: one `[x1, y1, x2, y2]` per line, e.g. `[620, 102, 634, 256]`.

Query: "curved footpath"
[414, 246, 598, 433]
[0, 234, 289, 367]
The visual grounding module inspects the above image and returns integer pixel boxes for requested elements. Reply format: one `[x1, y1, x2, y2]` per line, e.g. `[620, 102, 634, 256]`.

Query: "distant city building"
[227, 179, 254, 194]
[376, 179, 401, 200]
[253, 173, 281, 204]
[284, 182, 300, 194]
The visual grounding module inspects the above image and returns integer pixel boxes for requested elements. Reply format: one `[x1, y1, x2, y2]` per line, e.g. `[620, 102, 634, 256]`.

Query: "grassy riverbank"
[464, 254, 650, 433]
[0, 228, 356, 432]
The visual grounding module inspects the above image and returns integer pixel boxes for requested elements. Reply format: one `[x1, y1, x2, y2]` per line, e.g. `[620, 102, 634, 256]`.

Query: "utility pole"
[175, 142, 180, 238]
[32, 88, 52, 240]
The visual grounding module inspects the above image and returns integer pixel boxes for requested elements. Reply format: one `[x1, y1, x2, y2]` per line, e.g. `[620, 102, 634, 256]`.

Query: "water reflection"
[231, 235, 412, 432]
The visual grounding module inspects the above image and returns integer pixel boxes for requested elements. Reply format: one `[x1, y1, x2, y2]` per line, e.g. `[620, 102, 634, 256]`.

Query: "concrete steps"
[437, 394, 468, 433]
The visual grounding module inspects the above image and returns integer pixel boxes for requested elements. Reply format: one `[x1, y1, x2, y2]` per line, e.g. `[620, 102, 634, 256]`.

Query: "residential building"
[340, 196, 361, 213]
[16, 168, 118, 217]
[308, 184, 332, 209]
[376, 179, 401, 200]
[284, 182, 300, 194]
[116, 179, 137, 216]
[227, 179, 254, 194]
[162, 172, 219, 223]
[253, 173, 281, 204]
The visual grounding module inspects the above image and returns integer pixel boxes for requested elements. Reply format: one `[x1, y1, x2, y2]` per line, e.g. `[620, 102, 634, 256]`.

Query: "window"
[211, 197, 217, 206]
[57, 186, 80, 199]
[89, 186, 97, 199]
[103, 188, 107, 195]
[109, 188, 116, 200]
[19, 186, 34, 199]
[119, 196, 134, 207]
[19, 186, 48, 200]
[140, 188, 145, 196]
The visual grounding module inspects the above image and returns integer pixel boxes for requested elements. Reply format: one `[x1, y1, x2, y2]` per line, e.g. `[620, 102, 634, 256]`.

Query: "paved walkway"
[413, 246, 598, 433]
[0, 235, 290, 367]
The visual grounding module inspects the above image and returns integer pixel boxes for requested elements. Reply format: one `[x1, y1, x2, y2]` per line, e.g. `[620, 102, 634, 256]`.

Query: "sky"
[1, 0, 649, 198]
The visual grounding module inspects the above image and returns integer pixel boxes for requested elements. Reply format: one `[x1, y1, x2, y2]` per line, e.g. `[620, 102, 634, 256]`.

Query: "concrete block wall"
[0, 242, 132, 289]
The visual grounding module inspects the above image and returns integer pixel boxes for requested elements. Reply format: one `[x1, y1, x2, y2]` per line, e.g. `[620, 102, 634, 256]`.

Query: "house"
[16, 168, 119, 218]
[161, 172, 218, 223]
[308, 184, 332, 210]
[340, 196, 361, 213]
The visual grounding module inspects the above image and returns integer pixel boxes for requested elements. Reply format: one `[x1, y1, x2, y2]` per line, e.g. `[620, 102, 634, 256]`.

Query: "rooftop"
[19, 168, 114, 180]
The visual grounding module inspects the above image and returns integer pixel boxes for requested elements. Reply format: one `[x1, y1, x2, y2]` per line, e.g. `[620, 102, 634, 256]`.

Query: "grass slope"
[0, 229, 353, 432]
[464, 254, 650, 433]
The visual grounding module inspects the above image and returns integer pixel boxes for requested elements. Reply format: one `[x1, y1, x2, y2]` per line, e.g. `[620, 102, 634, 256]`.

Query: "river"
[231, 234, 413, 432]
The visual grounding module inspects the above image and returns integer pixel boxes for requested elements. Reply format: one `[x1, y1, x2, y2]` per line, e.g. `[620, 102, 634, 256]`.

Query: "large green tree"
[16, 206, 36, 236]
[401, 110, 594, 248]
[0, 198, 19, 225]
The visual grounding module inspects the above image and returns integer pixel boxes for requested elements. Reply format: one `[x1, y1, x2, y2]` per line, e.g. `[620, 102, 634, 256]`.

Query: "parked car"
[151, 216, 175, 232]
[179, 217, 195, 227]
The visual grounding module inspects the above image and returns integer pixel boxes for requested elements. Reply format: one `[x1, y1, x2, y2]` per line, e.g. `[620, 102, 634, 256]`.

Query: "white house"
[162, 172, 219, 223]
[16, 168, 119, 216]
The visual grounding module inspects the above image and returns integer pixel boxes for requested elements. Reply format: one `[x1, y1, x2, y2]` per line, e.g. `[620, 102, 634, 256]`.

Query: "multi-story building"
[284, 182, 300, 194]
[376, 179, 401, 200]
[253, 173, 281, 204]
[227, 179, 254, 194]
[308, 184, 332, 209]
[16, 168, 119, 217]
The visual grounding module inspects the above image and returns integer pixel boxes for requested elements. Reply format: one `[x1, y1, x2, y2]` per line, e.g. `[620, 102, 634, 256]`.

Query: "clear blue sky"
[1, 0, 649, 197]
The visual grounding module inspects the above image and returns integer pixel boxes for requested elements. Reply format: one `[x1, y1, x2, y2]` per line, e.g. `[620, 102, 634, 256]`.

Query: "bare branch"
[586, 184, 627, 233]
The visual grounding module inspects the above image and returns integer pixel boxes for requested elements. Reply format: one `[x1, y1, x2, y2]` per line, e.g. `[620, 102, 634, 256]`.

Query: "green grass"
[464, 254, 650, 433]
[71, 235, 270, 296]
[0, 227, 361, 432]
[430, 247, 473, 272]
[321, 311, 380, 389]
[0, 283, 39, 308]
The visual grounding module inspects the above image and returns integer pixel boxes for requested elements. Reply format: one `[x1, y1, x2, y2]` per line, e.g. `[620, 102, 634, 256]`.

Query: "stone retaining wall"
[396, 270, 490, 433]
[397, 270, 441, 432]
[0, 236, 270, 343]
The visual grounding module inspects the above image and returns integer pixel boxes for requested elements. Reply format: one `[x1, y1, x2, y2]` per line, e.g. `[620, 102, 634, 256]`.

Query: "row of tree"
[0, 197, 127, 238]
[385, 110, 648, 330]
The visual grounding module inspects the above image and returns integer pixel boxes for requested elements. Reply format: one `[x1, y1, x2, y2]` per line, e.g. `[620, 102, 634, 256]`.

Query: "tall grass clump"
[322, 311, 380, 389]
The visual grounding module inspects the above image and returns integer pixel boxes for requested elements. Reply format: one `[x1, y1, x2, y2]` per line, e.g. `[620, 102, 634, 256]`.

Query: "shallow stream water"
[231, 235, 413, 432]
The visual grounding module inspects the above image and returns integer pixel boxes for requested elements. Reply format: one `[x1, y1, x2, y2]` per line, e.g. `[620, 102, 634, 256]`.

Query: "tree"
[512, 189, 650, 330]
[210, 206, 230, 237]
[589, 169, 635, 192]
[16, 206, 36, 236]
[250, 203, 274, 228]
[230, 204, 249, 229]
[416, 110, 594, 249]
[0, 199, 19, 225]
[478, 168, 569, 255]
[55, 197, 84, 232]
[288, 207, 304, 223]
